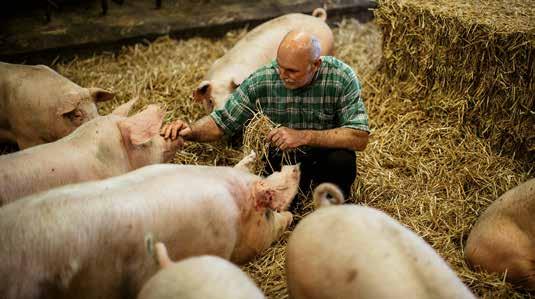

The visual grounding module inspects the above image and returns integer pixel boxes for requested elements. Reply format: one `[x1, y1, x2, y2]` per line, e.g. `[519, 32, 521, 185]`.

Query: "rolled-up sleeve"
[210, 81, 255, 136]
[337, 71, 370, 133]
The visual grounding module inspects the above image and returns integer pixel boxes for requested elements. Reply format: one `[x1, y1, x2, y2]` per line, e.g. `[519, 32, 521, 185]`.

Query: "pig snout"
[281, 164, 301, 182]
[274, 211, 293, 237]
[161, 136, 183, 162]
[280, 211, 293, 228]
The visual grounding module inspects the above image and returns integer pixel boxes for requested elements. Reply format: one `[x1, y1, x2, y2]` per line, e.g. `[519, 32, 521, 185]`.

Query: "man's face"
[276, 51, 320, 90]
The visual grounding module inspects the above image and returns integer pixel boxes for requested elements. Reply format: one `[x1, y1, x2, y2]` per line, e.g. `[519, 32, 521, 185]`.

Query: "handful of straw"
[242, 112, 299, 176]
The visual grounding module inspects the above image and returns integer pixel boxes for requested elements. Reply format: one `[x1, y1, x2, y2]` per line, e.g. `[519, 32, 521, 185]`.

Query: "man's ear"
[88, 87, 115, 102]
[229, 76, 244, 90]
[192, 81, 212, 102]
[117, 105, 163, 145]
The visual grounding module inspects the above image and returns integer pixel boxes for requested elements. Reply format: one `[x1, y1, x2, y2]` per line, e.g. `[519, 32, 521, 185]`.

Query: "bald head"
[278, 30, 322, 62]
[276, 30, 323, 89]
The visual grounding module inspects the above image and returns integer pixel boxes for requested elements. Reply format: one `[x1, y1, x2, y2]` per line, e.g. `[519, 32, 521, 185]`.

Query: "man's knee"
[316, 149, 356, 197]
[325, 149, 356, 170]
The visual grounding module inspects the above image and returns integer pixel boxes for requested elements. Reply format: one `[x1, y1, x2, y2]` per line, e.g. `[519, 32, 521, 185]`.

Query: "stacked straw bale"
[1, 16, 531, 299]
[375, 0, 535, 165]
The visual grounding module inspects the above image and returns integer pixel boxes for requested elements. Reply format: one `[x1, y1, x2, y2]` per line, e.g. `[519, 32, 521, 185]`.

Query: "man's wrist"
[302, 130, 313, 147]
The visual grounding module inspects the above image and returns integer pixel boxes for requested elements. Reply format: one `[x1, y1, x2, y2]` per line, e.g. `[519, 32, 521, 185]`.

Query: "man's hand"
[267, 127, 309, 150]
[160, 120, 192, 140]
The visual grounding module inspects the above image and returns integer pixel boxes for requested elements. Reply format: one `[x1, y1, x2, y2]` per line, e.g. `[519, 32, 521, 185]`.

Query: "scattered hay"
[241, 111, 304, 176]
[2, 13, 530, 299]
[242, 112, 276, 175]
[374, 0, 535, 165]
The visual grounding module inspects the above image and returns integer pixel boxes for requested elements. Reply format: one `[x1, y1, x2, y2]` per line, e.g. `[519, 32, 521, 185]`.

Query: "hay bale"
[374, 0, 535, 164]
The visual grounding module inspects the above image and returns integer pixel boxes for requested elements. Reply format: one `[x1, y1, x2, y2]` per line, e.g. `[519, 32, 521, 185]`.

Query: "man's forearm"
[188, 116, 224, 142]
[303, 127, 369, 151]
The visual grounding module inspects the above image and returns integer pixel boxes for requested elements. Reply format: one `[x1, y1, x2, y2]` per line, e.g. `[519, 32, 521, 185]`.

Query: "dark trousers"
[264, 147, 357, 209]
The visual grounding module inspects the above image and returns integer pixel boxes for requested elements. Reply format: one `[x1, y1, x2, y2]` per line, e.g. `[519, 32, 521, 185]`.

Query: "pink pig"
[0, 99, 182, 206]
[193, 8, 334, 113]
[137, 243, 266, 299]
[465, 178, 535, 290]
[0, 156, 299, 299]
[0, 62, 115, 149]
[286, 184, 475, 299]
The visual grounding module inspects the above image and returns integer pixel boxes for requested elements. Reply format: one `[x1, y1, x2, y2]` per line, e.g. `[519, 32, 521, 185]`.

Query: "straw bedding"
[2, 6, 533, 298]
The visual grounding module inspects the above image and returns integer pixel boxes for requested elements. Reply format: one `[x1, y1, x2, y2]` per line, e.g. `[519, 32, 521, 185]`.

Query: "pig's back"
[0, 140, 86, 205]
[138, 255, 265, 299]
[0, 116, 122, 206]
[288, 206, 474, 299]
[209, 13, 332, 78]
[477, 178, 535, 221]
[468, 178, 535, 244]
[0, 164, 255, 299]
[0, 164, 254, 232]
[233, 13, 331, 50]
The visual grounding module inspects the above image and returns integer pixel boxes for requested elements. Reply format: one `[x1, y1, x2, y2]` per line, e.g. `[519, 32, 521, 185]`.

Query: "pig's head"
[117, 104, 183, 169]
[256, 165, 302, 212]
[231, 165, 300, 264]
[193, 78, 241, 114]
[53, 87, 115, 139]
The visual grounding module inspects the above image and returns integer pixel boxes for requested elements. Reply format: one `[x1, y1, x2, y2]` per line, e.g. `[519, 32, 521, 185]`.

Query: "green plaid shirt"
[210, 56, 369, 136]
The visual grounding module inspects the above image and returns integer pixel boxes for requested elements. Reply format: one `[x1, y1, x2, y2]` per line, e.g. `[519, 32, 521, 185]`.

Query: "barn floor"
[0, 0, 373, 63]
[4, 17, 533, 298]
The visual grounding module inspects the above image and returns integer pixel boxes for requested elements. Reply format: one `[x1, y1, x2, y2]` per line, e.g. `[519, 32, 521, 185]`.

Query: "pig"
[193, 8, 334, 113]
[465, 178, 535, 289]
[0, 99, 182, 206]
[137, 242, 265, 299]
[285, 183, 475, 299]
[0, 158, 299, 299]
[0, 62, 114, 149]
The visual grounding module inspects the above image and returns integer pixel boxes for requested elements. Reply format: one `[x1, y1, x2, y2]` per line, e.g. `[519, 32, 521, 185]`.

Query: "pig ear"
[112, 97, 138, 117]
[253, 181, 282, 212]
[117, 105, 163, 145]
[192, 81, 212, 102]
[88, 87, 115, 102]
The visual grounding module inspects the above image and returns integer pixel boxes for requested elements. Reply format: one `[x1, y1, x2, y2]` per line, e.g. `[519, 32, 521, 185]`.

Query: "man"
[161, 30, 369, 202]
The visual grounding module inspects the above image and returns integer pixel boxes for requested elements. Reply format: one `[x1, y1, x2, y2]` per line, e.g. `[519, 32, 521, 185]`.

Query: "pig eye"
[264, 209, 272, 220]
[138, 140, 153, 148]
